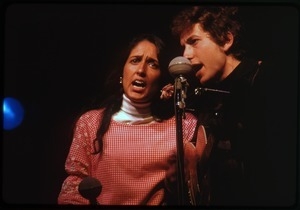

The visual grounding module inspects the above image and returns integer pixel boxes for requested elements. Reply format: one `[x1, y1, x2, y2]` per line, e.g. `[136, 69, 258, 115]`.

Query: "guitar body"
[185, 125, 214, 205]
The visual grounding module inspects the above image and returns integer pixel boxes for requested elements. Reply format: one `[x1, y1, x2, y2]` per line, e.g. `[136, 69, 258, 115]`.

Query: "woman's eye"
[131, 58, 138, 64]
[148, 61, 159, 69]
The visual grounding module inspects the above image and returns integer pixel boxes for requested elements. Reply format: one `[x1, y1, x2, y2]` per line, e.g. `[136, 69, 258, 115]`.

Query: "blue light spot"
[3, 97, 24, 130]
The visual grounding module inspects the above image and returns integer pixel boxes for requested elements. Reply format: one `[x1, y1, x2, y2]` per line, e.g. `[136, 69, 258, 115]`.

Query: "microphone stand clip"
[174, 76, 189, 117]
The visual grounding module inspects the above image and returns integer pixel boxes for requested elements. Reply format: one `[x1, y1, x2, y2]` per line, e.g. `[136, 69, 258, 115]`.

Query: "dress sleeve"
[57, 110, 100, 204]
[182, 112, 198, 143]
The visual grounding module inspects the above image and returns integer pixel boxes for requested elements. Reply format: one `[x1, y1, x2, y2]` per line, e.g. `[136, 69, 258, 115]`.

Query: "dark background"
[2, 1, 299, 208]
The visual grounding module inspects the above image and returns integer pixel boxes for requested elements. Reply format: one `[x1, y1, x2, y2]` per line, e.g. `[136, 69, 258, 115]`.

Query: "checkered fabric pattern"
[58, 109, 198, 205]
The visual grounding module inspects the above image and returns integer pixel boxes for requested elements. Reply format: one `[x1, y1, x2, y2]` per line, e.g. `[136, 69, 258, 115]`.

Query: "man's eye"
[187, 39, 199, 46]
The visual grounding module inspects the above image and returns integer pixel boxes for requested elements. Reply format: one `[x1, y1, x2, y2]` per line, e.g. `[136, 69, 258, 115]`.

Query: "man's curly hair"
[171, 6, 245, 60]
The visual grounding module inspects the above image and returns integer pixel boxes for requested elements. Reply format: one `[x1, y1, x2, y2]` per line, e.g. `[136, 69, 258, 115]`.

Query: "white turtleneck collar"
[112, 94, 155, 124]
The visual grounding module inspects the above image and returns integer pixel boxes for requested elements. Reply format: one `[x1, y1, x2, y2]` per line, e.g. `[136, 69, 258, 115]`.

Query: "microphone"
[168, 56, 192, 110]
[168, 56, 192, 77]
[169, 57, 230, 97]
[78, 176, 102, 205]
[168, 56, 193, 205]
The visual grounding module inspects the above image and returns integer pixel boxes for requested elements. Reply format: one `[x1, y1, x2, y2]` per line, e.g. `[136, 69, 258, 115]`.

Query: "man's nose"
[183, 45, 193, 60]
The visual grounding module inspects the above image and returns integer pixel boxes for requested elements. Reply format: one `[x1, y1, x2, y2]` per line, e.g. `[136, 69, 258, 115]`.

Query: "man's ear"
[222, 32, 234, 52]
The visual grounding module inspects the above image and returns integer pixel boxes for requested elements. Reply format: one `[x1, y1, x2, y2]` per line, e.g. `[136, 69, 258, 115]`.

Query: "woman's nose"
[137, 63, 147, 77]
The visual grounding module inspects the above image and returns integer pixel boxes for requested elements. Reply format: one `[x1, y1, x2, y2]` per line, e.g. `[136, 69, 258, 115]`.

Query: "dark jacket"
[189, 58, 276, 206]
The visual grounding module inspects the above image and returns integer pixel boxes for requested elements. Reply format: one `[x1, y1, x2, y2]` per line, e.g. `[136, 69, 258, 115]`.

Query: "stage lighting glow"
[3, 97, 24, 130]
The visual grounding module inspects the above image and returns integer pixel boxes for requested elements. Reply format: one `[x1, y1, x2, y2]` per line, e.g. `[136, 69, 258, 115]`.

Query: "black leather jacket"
[189, 58, 272, 206]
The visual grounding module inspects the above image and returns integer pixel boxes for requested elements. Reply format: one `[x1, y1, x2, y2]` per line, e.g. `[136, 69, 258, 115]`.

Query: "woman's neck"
[121, 94, 151, 117]
[112, 94, 154, 124]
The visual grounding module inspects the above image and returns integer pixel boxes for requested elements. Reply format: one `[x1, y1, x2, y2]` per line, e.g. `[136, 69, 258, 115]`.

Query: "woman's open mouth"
[132, 80, 146, 89]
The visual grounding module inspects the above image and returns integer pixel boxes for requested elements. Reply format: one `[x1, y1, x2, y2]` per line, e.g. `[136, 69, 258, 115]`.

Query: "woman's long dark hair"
[89, 33, 173, 154]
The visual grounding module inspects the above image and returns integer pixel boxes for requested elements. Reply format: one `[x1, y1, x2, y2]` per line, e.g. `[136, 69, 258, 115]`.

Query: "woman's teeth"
[133, 80, 146, 87]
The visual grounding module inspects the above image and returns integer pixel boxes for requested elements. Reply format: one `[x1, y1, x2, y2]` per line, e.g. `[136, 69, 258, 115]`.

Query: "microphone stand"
[174, 75, 189, 205]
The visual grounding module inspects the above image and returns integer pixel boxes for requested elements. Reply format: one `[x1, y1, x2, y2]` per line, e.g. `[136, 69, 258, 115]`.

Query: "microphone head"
[78, 176, 102, 201]
[168, 56, 192, 76]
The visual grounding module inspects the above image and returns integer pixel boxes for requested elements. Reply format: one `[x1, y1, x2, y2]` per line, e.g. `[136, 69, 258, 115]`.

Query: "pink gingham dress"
[58, 108, 198, 205]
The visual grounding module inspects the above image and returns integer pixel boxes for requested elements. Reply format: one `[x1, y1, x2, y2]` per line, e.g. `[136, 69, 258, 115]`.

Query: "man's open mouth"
[192, 64, 203, 73]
